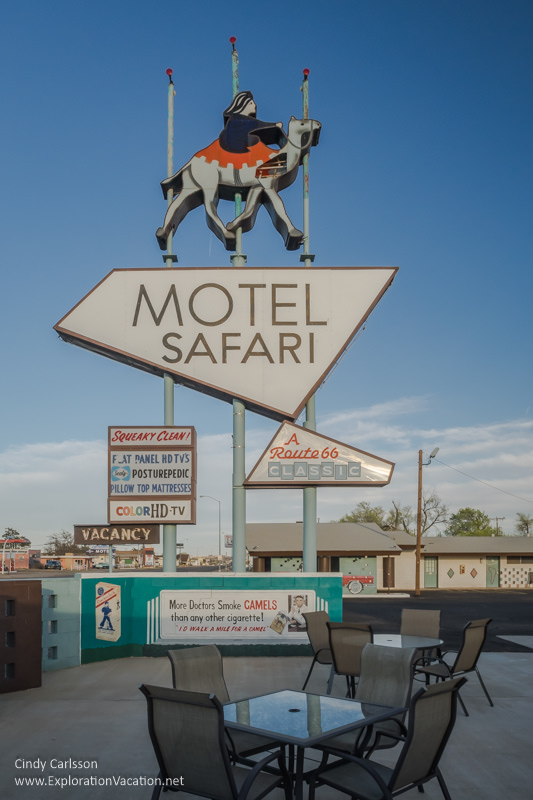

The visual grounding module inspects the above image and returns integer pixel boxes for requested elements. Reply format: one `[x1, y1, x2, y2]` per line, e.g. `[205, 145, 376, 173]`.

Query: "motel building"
[246, 522, 533, 594]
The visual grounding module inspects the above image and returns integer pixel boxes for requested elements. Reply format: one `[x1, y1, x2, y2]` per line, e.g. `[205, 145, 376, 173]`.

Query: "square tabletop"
[223, 689, 404, 747]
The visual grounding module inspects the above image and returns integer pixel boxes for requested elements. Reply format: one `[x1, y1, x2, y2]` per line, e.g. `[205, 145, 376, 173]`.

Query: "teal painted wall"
[42, 576, 81, 671]
[80, 573, 342, 662]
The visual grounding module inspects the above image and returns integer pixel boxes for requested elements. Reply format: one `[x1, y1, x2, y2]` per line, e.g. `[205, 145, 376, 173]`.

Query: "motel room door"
[423, 556, 438, 588]
[486, 556, 500, 588]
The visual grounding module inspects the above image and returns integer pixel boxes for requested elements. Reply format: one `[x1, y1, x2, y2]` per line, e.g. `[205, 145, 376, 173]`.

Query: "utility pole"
[491, 517, 505, 535]
[415, 447, 439, 596]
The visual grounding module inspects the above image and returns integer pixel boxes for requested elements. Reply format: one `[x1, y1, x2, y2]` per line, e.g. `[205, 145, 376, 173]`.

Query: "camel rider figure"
[219, 91, 287, 154]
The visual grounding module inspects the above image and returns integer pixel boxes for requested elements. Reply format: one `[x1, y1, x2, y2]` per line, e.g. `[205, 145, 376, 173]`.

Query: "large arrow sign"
[54, 267, 397, 421]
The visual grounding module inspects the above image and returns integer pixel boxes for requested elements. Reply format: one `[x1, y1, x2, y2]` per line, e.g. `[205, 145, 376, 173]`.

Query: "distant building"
[0, 537, 32, 572]
[246, 523, 533, 592]
[39, 553, 93, 571]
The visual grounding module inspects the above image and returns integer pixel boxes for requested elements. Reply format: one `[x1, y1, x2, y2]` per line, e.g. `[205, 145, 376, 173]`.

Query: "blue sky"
[1, 1, 532, 553]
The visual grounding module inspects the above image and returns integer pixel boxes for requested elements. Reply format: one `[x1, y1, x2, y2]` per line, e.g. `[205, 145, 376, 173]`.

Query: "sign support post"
[229, 37, 247, 572]
[163, 68, 178, 571]
[301, 69, 318, 572]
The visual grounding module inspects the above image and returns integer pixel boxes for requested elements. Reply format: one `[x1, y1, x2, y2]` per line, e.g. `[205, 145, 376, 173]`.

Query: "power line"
[434, 458, 533, 506]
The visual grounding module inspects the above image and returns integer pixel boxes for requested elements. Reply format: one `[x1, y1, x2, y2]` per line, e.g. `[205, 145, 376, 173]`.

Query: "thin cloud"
[1, 408, 532, 548]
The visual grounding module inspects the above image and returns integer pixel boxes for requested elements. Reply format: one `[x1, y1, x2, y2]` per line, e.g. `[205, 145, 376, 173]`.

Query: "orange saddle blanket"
[194, 139, 276, 168]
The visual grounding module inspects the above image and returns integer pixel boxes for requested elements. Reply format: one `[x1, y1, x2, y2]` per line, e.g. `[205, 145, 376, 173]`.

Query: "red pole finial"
[166, 67, 173, 83]
[230, 36, 237, 50]
[303, 68, 310, 79]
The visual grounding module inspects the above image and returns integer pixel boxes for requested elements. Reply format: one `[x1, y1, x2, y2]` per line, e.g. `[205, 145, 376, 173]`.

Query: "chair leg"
[151, 773, 163, 800]
[457, 690, 469, 717]
[326, 664, 335, 695]
[435, 767, 453, 800]
[475, 666, 494, 707]
[302, 656, 318, 690]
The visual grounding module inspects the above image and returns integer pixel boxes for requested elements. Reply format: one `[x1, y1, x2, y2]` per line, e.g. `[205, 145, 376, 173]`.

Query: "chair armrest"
[367, 721, 406, 754]
[310, 747, 392, 797]
[413, 651, 449, 671]
[238, 749, 289, 796]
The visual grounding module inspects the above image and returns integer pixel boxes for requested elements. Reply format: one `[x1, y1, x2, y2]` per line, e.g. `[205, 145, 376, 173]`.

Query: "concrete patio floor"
[1, 645, 531, 799]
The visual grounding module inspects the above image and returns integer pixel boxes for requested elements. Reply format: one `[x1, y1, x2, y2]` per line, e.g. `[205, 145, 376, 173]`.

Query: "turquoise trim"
[81, 574, 342, 660]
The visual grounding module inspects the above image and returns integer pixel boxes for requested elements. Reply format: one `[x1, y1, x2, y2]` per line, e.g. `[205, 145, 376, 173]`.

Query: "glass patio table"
[224, 689, 404, 800]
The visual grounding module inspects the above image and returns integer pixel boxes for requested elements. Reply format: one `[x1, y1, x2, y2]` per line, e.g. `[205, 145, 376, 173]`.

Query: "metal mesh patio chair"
[308, 676, 467, 800]
[400, 608, 441, 639]
[313, 643, 418, 762]
[140, 684, 292, 800]
[301, 611, 334, 692]
[401, 608, 442, 667]
[415, 618, 493, 716]
[355, 643, 418, 753]
[327, 621, 373, 698]
[168, 644, 231, 703]
[168, 645, 282, 760]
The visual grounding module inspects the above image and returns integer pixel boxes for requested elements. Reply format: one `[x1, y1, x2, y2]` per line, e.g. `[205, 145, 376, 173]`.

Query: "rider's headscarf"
[223, 91, 255, 124]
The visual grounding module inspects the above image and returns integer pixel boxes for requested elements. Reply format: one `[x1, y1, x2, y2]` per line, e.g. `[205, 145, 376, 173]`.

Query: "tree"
[385, 501, 414, 533]
[515, 513, 533, 536]
[338, 501, 387, 527]
[337, 494, 448, 537]
[385, 493, 447, 537]
[445, 508, 499, 537]
[43, 530, 86, 555]
[416, 492, 449, 537]
[2, 528, 30, 546]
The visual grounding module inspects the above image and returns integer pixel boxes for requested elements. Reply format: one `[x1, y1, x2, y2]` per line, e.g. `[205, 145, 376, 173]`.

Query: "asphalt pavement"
[343, 589, 533, 651]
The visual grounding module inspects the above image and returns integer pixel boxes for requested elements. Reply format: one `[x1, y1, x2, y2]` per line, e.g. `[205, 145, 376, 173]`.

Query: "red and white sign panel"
[108, 426, 196, 524]
[245, 421, 394, 488]
[55, 267, 397, 422]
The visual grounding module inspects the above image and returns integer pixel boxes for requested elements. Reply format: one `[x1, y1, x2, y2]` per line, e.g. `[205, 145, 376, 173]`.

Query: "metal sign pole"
[230, 38, 247, 572]
[162, 68, 178, 572]
[301, 69, 318, 573]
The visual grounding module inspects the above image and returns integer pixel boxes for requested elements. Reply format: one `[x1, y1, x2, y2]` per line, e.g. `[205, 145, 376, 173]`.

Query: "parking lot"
[344, 589, 533, 651]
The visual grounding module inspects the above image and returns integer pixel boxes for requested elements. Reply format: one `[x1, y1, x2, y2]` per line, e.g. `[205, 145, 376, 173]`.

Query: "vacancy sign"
[245, 421, 394, 488]
[108, 426, 196, 524]
[54, 267, 397, 421]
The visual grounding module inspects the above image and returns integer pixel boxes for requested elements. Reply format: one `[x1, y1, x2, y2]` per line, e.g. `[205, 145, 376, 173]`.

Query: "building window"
[47, 646, 58, 660]
[48, 594, 57, 609]
[5, 631, 16, 648]
[507, 556, 533, 564]
[48, 620, 58, 634]
[5, 663, 15, 679]
[5, 599, 15, 617]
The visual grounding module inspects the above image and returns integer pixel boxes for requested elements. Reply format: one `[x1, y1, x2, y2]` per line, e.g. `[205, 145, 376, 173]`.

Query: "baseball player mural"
[155, 90, 321, 252]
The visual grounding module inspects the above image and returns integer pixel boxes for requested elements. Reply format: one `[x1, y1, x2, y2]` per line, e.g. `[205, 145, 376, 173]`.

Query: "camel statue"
[156, 116, 321, 251]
